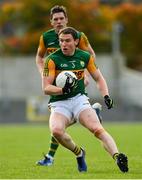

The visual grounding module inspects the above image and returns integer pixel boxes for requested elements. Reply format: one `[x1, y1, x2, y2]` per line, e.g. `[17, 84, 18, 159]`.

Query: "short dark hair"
[58, 27, 78, 40]
[50, 5, 67, 19]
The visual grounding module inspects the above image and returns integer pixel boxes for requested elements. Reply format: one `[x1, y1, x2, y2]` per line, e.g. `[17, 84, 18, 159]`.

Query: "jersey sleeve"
[87, 55, 98, 74]
[78, 32, 89, 50]
[38, 35, 47, 56]
[43, 58, 56, 77]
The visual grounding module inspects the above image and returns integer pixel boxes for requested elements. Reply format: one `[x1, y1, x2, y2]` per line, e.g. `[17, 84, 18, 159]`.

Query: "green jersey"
[43, 29, 60, 54]
[44, 48, 93, 103]
[41, 29, 83, 54]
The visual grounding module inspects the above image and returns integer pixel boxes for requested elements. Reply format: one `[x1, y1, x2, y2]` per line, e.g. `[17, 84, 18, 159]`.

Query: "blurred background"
[0, 0, 142, 123]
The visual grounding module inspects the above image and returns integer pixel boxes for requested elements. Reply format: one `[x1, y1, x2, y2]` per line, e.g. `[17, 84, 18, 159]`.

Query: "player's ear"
[66, 17, 68, 24]
[75, 39, 79, 46]
[50, 19, 53, 26]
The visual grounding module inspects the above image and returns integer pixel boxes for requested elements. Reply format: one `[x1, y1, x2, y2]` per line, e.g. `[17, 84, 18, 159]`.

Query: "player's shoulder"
[75, 49, 91, 64]
[76, 48, 90, 56]
[77, 31, 87, 39]
[76, 48, 91, 62]
[42, 29, 55, 37]
[45, 49, 62, 66]
[76, 31, 85, 39]
[77, 31, 88, 47]
[76, 31, 81, 39]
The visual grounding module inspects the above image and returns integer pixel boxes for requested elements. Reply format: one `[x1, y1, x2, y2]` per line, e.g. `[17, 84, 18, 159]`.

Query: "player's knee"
[51, 127, 64, 139]
[94, 128, 106, 138]
[90, 127, 105, 137]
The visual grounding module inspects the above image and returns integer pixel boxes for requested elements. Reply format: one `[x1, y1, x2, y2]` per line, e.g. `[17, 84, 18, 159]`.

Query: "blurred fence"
[0, 55, 142, 123]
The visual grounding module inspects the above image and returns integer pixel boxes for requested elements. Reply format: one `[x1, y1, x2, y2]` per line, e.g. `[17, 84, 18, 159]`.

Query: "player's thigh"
[49, 112, 69, 132]
[79, 108, 103, 132]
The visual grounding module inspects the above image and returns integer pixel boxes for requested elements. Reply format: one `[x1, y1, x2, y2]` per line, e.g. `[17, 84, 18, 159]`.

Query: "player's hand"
[104, 95, 113, 109]
[62, 76, 78, 94]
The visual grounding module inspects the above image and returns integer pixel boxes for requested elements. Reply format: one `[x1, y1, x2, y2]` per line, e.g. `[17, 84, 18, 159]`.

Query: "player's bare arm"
[86, 55, 113, 109]
[87, 55, 109, 97]
[42, 75, 62, 95]
[91, 69, 109, 97]
[36, 35, 47, 75]
[42, 59, 63, 95]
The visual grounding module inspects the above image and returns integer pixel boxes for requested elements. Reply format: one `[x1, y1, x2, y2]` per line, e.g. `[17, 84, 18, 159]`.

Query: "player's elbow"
[43, 90, 49, 95]
[42, 85, 50, 95]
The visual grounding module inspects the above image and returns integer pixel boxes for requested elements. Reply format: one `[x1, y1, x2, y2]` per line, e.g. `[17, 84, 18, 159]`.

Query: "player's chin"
[57, 25, 64, 31]
[62, 49, 69, 55]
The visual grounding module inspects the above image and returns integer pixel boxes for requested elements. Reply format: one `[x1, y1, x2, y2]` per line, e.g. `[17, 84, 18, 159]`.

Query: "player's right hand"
[62, 76, 78, 94]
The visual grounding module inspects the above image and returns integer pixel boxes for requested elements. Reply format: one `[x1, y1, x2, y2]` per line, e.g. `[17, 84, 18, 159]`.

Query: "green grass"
[0, 122, 142, 179]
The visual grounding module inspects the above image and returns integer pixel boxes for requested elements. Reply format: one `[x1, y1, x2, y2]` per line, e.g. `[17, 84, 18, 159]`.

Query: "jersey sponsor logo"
[74, 70, 84, 80]
[60, 64, 68, 67]
[47, 47, 57, 54]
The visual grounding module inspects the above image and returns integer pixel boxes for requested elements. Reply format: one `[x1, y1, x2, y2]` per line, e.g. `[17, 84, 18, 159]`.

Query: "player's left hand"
[104, 95, 113, 109]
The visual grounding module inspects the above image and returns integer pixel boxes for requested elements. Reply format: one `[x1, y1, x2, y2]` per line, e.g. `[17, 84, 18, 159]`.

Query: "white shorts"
[49, 94, 91, 123]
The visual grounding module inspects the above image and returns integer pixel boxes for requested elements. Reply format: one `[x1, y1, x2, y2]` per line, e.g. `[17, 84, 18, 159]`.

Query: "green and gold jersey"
[43, 48, 97, 102]
[43, 29, 60, 54]
[38, 29, 90, 55]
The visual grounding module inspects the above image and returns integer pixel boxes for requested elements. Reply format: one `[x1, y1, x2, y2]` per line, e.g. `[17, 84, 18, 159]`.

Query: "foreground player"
[40, 27, 128, 173]
[36, 5, 102, 166]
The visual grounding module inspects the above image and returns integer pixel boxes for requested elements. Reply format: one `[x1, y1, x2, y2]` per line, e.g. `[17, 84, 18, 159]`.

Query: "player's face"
[59, 34, 79, 56]
[50, 12, 68, 33]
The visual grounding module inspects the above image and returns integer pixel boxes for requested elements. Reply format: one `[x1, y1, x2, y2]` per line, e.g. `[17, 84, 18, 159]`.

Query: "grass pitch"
[0, 122, 142, 179]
